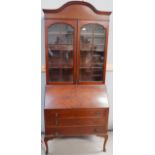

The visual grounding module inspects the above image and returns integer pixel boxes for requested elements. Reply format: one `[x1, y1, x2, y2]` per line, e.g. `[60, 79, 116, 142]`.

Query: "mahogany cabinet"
[43, 1, 111, 154]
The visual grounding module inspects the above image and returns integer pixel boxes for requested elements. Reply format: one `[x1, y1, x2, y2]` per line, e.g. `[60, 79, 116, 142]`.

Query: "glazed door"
[45, 20, 77, 84]
[77, 21, 108, 84]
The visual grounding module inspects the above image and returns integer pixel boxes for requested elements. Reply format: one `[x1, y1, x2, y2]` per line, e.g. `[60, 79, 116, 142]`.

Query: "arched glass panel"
[80, 24, 105, 82]
[48, 23, 74, 82]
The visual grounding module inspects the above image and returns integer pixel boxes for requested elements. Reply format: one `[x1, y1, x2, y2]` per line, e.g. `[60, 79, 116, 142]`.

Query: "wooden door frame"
[77, 20, 110, 85]
[45, 19, 77, 85]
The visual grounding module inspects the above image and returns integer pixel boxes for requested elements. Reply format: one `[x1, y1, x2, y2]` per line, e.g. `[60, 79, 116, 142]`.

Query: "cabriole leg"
[103, 134, 108, 152]
[44, 137, 48, 154]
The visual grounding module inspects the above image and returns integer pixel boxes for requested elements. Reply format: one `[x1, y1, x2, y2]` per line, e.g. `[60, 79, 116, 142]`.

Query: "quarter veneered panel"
[45, 85, 109, 109]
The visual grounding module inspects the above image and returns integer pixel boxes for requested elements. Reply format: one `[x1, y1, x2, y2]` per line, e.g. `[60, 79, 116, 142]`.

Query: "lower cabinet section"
[44, 108, 109, 136]
[44, 108, 109, 153]
[45, 126, 107, 136]
[43, 86, 109, 154]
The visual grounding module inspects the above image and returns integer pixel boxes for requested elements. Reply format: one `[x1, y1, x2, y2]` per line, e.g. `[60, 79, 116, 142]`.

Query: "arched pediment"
[43, 1, 111, 21]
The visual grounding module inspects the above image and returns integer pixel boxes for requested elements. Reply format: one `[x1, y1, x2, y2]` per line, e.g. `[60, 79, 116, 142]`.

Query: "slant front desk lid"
[45, 85, 109, 109]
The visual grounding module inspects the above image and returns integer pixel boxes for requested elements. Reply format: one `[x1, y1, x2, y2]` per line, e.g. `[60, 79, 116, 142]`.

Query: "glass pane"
[48, 23, 74, 82]
[80, 24, 105, 82]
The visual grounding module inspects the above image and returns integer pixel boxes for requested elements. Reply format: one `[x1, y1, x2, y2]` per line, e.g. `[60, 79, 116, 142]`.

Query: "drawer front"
[45, 108, 108, 119]
[46, 118, 106, 127]
[45, 126, 107, 136]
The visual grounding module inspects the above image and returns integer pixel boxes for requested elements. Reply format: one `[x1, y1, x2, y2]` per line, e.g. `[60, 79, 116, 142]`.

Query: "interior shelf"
[48, 44, 73, 45]
[48, 45, 73, 51]
[80, 67, 103, 69]
[81, 50, 104, 52]
[80, 63, 103, 66]
[48, 32, 73, 35]
[49, 66, 73, 69]
[81, 33, 105, 36]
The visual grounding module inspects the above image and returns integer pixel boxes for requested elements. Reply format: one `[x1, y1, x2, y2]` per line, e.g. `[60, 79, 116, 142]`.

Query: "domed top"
[43, 1, 111, 15]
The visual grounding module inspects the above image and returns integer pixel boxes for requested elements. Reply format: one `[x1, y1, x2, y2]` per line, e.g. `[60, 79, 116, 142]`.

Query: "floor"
[41, 132, 113, 155]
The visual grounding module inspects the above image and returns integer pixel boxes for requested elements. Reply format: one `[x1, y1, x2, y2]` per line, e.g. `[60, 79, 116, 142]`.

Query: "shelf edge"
[41, 64, 113, 72]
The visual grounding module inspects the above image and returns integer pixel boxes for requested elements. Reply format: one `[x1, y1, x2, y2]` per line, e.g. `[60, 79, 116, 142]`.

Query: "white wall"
[41, 0, 113, 132]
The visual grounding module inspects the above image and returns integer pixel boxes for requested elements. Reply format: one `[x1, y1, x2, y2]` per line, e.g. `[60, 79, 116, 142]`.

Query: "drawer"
[45, 108, 108, 119]
[45, 126, 107, 136]
[46, 117, 106, 127]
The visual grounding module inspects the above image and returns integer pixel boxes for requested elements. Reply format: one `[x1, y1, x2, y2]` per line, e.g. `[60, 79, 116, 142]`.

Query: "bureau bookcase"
[43, 1, 111, 154]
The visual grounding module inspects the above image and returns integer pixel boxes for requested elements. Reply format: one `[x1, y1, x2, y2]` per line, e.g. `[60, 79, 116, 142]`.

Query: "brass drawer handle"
[94, 128, 99, 133]
[96, 111, 101, 116]
[55, 113, 58, 117]
[55, 131, 59, 136]
[55, 119, 59, 125]
[93, 121, 97, 124]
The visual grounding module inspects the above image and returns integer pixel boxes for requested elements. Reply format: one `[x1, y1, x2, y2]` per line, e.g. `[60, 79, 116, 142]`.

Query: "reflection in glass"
[80, 24, 105, 82]
[48, 23, 74, 82]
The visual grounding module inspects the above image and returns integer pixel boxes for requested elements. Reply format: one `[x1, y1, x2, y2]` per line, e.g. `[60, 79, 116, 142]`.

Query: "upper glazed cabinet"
[44, 1, 111, 84]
